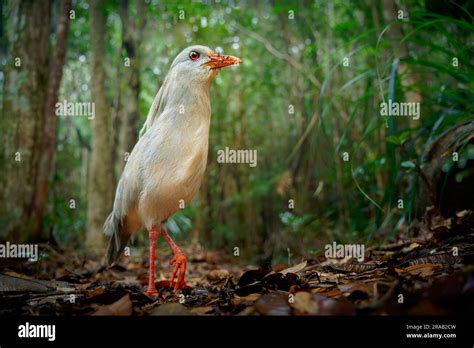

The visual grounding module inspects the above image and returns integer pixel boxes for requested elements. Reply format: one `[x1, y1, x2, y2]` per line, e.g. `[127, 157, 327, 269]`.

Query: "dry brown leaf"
[92, 294, 133, 316]
[312, 286, 343, 298]
[86, 286, 105, 298]
[290, 292, 355, 315]
[189, 306, 214, 315]
[407, 253, 460, 266]
[397, 263, 441, 277]
[0, 274, 73, 293]
[125, 262, 143, 270]
[254, 291, 291, 315]
[456, 210, 469, 218]
[83, 260, 101, 273]
[232, 293, 261, 305]
[338, 282, 372, 295]
[237, 306, 256, 316]
[291, 291, 319, 315]
[115, 276, 141, 286]
[3, 271, 36, 280]
[150, 303, 191, 316]
[206, 269, 230, 281]
[192, 251, 220, 263]
[280, 261, 307, 275]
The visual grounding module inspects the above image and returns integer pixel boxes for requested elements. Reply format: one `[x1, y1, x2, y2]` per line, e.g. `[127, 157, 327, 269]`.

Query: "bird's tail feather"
[104, 212, 130, 266]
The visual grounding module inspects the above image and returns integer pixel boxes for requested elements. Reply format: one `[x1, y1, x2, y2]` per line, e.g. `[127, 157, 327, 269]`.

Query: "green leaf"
[401, 161, 416, 169]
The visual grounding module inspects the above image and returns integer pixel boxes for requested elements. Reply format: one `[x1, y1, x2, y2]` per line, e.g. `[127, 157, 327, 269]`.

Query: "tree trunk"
[381, 0, 422, 104]
[0, 0, 52, 241]
[30, 0, 72, 239]
[117, 0, 145, 172]
[86, 0, 114, 250]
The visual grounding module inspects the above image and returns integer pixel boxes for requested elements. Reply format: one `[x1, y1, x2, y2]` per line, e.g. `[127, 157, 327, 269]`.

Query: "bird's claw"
[146, 287, 158, 297]
[169, 253, 187, 291]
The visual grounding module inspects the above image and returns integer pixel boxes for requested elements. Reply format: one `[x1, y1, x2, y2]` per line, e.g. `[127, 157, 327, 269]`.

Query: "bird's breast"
[138, 114, 210, 225]
[172, 130, 209, 194]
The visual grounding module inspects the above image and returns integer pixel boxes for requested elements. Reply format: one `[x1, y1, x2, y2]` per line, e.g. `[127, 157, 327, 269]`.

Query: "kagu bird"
[104, 45, 242, 295]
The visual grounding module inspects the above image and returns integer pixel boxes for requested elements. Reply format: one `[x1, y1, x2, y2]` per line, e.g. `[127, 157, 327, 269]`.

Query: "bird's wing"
[139, 74, 172, 138]
[104, 141, 144, 265]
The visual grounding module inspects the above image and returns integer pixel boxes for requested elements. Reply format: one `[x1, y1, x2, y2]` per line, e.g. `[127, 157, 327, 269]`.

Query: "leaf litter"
[1, 208, 473, 316]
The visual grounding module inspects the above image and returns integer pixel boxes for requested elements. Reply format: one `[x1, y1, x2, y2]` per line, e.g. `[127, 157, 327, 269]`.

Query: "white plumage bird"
[104, 45, 242, 295]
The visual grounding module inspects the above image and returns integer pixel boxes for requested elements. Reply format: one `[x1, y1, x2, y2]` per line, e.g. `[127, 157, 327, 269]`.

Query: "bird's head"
[169, 45, 242, 83]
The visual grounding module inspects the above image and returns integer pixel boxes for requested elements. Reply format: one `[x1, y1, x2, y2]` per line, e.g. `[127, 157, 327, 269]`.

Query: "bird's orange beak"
[204, 54, 242, 69]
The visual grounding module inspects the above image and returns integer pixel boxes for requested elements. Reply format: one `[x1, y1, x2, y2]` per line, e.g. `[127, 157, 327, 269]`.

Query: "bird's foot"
[146, 286, 158, 297]
[169, 252, 187, 291]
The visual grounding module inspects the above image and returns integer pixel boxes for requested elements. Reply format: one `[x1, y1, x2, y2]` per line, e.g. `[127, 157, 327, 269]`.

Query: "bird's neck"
[164, 79, 212, 123]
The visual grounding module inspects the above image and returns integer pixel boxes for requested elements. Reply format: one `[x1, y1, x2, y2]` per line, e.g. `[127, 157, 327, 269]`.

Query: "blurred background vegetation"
[0, 0, 473, 264]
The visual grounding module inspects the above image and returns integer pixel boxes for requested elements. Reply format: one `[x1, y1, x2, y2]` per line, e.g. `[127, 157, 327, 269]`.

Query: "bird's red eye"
[189, 51, 200, 60]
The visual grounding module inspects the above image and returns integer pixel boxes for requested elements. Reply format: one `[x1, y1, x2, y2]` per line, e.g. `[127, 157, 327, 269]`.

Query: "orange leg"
[145, 226, 159, 296]
[160, 224, 187, 290]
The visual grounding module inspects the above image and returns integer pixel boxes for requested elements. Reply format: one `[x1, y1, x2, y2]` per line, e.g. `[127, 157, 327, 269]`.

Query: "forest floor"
[1, 208, 473, 316]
